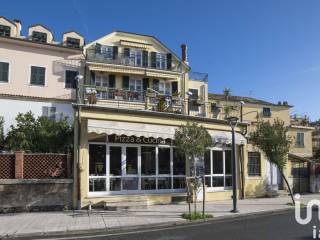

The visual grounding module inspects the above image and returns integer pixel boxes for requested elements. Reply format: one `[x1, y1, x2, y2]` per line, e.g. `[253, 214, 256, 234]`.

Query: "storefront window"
[141, 146, 156, 175]
[89, 144, 106, 176]
[173, 149, 186, 175]
[110, 146, 122, 176]
[126, 147, 138, 174]
[88, 142, 186, 194]
[89, 178, 106, 192]
[122, 177, 139, 190]
[110, 178, 121, 191]
[141, 177, 156, 190]
[158, 177, 171, 189]
[173, 177, 186, 189]
[225, 150, 232, 174]
[158, 147, 170, 174]
[205, 149, 233, 190]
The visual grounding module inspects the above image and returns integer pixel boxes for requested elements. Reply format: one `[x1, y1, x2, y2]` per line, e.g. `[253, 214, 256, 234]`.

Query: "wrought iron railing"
[86, 48, 182, 72]
[81, 85, 240, 120]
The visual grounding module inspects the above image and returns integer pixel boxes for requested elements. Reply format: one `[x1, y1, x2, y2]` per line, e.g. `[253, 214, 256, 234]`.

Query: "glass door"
[123, 146, 139, 191]
[109, 146, 122, 191]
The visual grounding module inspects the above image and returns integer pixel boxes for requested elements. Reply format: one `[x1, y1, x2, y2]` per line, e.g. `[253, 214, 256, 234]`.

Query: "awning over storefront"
[87, 120, 247, 145]
[88, 120, 176, 139]
[208, 130, 247, 145]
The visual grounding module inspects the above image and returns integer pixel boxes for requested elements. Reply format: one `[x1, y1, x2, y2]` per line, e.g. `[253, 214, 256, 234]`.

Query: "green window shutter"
[171, 81, 178, 95]
[124, 48, 130, 58]
[143, 78, 149, 91]
[142, 51, 148, 67]
[90, 71, 96, 85]
[166, 53, 172, 70]
[0, 62, 9, 82]
[112, 46, 118, 59]
[122, 76, 129, 90]
[153, 79, 159, 91]
[151, 52, 157, 68]
[30, 66, 45, 86]
[109, 74, 116, 88]
[95, 43, 101, 53]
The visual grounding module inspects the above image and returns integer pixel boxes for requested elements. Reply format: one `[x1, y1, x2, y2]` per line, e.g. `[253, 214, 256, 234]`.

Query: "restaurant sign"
[107, 134, 172, 145]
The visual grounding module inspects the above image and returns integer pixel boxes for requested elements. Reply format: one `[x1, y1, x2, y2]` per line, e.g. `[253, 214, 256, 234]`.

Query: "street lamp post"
[227, 116, 239, 213]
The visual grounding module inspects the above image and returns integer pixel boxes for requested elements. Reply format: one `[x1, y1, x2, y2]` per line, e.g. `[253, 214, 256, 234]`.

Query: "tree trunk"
[279, 168, 295, 205]
[193, 156, 197, 215]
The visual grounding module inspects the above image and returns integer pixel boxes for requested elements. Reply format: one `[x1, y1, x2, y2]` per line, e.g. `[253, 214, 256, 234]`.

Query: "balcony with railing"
[86, 47, 182, 72]
[80, 85, 240, 120]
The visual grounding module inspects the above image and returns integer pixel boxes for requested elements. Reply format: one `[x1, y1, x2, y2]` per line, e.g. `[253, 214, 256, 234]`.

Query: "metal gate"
[291, 161, 310, 193]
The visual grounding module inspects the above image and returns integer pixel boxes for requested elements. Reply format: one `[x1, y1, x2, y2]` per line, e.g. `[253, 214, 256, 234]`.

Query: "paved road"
[20, 209, 319, 240]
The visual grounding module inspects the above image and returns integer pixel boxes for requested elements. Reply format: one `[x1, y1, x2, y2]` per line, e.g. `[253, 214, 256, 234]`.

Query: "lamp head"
[75, 74, 84, 81]
[186, 91, 193, 96]
[227, 116, 239, 128]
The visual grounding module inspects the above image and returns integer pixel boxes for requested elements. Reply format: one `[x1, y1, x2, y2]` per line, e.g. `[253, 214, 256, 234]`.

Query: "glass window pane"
[173, 177, 186, 189]
[212, 151, 223, 174]
[0, 62, 9, 82]
[89, 178, 106, 192]
[129, 79, 135, 91]
[122, 177, 139, 190]
[204, 150, 211, 174]
[136, 80, 142, 92]
[110, 178, 121, 191]
[225, 176, 232, 187]
[110, 146, 122, 176]
[225, 150, 232, 174]
[89, 144, 106, 176]
[141, 146, 156, 175]
[173, 149, 186, 175]
[126, 147, 138, 174]
[141, 177, 156, 190]
[212, 176, 224, 187]
[248, 152, 261, 176]
[158, 177, 171, 189]
[30, 66, 45, 86]
[158, 147, 170, 174]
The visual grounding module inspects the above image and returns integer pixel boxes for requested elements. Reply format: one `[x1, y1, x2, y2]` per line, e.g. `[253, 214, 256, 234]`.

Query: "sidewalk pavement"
[0, 193, 318, 238]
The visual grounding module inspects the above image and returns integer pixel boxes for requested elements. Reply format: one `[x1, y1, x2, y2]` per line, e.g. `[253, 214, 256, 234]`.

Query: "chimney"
[14, 19, 22, 37]
[181, 44, 188, 63]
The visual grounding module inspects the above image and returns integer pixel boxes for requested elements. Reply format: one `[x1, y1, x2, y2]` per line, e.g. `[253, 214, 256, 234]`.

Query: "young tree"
[174, 122, 212, 215]
[250, 119, 295, 204]
[5, 111, 73, 153]
[0, 117, 4, 151]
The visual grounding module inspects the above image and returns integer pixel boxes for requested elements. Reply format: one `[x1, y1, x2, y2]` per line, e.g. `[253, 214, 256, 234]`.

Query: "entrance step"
[104, 197, 149, 211]
[171, 195, 187, 204]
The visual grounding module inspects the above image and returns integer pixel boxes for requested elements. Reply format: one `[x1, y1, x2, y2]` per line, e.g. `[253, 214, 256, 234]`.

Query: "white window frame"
[158, 80, 171, 95]
[29, 65, 47, 87]
[205, 147, 233, 192]
[129, 78, 142, 92]
[101, 45, 113, 59]
[88, 142, 186, 197]
[131, 49, 142, 67]
[296, 132, 305, 147]
[0, 60, 10, 84]
[156, 53, 167, 70]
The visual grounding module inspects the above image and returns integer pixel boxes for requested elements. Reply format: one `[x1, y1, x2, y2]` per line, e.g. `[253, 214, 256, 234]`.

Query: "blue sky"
[2, 0, 320, 120]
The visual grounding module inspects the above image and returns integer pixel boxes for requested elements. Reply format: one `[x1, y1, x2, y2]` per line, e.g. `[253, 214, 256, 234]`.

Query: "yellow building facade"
[73, 31, 248, 209]
[208, 94, 314, 197]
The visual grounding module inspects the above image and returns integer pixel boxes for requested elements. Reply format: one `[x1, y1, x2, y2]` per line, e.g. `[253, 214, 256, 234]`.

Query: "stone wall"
[0, 179, 73, 212]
